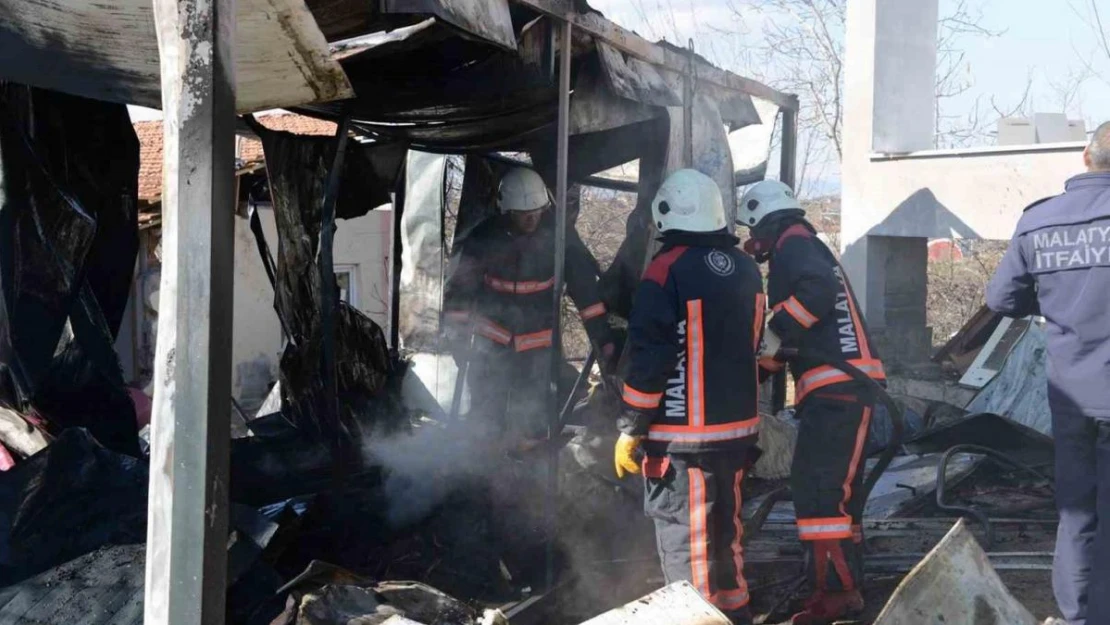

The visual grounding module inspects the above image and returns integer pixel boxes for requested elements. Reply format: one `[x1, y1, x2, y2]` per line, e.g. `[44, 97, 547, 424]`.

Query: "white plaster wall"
[842, 146, 1086, 246]
[231, 205, 393, 409]
[841, 0, 1087, 324]
[230, 209, 283, 409]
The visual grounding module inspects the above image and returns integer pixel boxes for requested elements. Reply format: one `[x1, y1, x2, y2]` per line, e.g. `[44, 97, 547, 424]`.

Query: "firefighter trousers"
[791, 392, 872, 593]
[643, 451, 752, 623]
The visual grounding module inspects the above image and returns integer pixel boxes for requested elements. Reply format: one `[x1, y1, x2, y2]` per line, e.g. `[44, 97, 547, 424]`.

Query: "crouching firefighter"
[738, 180, 886, 624]
[614, 169, 765, 625]
[443, 166, 615, 445]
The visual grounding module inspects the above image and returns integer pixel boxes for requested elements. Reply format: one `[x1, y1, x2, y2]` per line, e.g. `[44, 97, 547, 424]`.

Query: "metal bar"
[779, 104, 799, 189]
[559, 349, 595, 425]
[482, 153, 638, 192]
[769, 103, 798, 415]
[389, 161, 405, 350]
[318, 115, 352, 454]
[545, 19, 573, 595]
[683, 39, 694, 168]
[146, 0, 236, 621]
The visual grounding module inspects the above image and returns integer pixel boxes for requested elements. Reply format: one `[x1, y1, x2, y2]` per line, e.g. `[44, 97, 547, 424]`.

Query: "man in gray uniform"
[987, 121, 1110, 625]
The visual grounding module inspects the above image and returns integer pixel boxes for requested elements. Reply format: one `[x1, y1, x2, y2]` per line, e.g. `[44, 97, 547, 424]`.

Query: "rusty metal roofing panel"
[0, 0, 353, 113]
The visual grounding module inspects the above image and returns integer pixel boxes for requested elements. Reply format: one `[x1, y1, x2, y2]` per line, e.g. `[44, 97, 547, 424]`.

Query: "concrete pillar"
[841, 0, 939, 366]
[146, 0, 236, 622]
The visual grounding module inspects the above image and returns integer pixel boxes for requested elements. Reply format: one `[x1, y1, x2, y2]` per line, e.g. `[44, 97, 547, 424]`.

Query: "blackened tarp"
[0, 84, 140, 456]
[0, 429, 147, 586]
[254, 125, 402, 443]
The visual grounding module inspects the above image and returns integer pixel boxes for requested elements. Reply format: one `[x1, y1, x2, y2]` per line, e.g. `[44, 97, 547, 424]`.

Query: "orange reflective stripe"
[622, 384, 663, 410]
[687, 300, 706, 428]
[647, 417, 760, 443]
[514, 329, 553, 352]
[484, 275, 555, 294]
[579, 302, 607, 320]
[711, 588, 750, 611]
[796, 359, 885, 403]
[759, 357, 785, 372]
[731, 470, 749, 603]
[474, 317, 512, 345]
[688, 468, 711, 599]
[839, 405, 872, 519]
[781, 295, 819, 328]
[753, 294, 766, 352]
[797, 516, 853, 541]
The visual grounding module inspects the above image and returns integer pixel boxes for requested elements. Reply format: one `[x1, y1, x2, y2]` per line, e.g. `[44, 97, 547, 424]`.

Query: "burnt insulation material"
[0, 84, 140, 456]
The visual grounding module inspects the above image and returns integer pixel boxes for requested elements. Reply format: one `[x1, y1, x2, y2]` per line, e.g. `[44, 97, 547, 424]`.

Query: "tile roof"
[133, 113, 338, 205]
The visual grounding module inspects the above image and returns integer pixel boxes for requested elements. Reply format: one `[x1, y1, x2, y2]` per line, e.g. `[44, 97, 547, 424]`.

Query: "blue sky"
[591, 0, 1110, 127]
[590, 0, 1110, 194]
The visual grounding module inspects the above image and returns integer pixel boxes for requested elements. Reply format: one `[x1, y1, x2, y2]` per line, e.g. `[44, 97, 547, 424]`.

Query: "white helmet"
[651, 169, 727, 233]
[737, 180, 804, 229]
[498, 167, 552, 213]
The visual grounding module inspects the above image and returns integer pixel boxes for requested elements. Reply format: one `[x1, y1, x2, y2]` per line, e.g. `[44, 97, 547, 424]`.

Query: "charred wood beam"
[146, 0, 237, 622]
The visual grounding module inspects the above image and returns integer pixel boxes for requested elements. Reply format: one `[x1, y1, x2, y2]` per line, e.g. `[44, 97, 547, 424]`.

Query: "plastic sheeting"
[255, 126, 399, 444]
[965, 322, 1051, 436]
[398, 151, 448, 351]
[0, 429, 147, 586]
[0, 84, 140, 456]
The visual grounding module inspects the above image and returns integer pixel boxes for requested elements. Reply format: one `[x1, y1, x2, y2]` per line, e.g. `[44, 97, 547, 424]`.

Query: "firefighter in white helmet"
[739, 179, 885, 624]
[616, 169, 765, 624]
[443, 166, 615, 444]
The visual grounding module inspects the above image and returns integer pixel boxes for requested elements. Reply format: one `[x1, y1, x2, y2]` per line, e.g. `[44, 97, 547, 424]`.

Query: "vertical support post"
[389, 161, 406, 351]
[545, 18, 573, 594]
[683, 39, 695, 168]
[318, 116, 352, 454]
[779, 102, 799, 189]
[772, 101, 799, 414]
[146, 0, 236, 622]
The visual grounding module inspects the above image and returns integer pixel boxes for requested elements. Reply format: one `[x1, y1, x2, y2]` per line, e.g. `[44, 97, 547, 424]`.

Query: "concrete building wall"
[122, 205, 393, 412]
[841, 0, 1087, 367]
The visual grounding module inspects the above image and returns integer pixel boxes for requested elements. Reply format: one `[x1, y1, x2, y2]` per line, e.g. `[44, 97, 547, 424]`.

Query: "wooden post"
[146, 0, 236, 623]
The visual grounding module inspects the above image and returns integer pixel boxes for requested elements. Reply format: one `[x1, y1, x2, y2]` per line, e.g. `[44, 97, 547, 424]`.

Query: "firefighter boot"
[789, 591, 864, 625]
[790, 540, 864, 624]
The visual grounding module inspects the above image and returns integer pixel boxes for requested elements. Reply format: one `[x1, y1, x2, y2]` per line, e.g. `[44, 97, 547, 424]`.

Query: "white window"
[335, 265, 359, 307]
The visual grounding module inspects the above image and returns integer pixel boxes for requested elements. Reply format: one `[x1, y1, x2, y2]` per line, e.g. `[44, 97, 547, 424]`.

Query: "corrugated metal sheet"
[966, 322, 1051, 436]
[0, 0, 352, 113]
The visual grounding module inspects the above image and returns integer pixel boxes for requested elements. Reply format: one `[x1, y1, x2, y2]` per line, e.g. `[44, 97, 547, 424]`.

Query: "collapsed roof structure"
[0, 1, 799, 622]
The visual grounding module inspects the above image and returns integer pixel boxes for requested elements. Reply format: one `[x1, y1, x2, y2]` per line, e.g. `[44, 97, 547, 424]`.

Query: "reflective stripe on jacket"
[620, 235, 765, 453]
[763, 222, 885, 403]
[442, 216, 611, 351]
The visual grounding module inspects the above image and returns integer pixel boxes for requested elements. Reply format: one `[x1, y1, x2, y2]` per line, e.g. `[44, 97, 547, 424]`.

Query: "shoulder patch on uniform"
[1023, 196, 1057, 213]
[644, 246, 688, 286]
[776, 223, 813, 251]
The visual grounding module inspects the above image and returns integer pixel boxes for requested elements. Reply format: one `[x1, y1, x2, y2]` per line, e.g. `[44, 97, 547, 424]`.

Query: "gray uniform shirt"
[986, 172, 1110, 418]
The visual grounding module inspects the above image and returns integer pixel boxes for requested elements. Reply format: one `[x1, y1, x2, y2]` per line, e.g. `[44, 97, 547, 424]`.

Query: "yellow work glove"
[614, 433, 644, 479]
